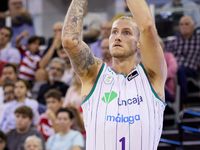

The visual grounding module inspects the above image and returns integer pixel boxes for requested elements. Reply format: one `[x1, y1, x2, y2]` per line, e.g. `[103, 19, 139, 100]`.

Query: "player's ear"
[136, 42, 140, 50]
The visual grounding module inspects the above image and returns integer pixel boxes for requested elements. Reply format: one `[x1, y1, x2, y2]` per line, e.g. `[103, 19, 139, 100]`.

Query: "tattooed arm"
[62, 0, 102, 83]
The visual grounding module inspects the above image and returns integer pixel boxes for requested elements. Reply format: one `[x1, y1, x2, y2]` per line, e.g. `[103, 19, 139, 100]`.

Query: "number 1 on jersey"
[119, 137, 125, 150]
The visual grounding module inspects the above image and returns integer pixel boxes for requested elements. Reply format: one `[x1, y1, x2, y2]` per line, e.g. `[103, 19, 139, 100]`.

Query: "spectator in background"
[165, 16, 200, 104]
[0, 79, 40, 133]
[3, 82, 15, 103]
[0, 82, 15, 122]
[46, 108, 84, 150]
[40, 43, 74, 86]
[38, 89, 62, 141]
[15, 30, 41, 83]
[0, 64, 18, 120]
[63, 72, 82, 108]
[0, 0, 35, 46]
[57, 46, 73, 86]
[0, 27, 21, 67]
[24, 135, 43, 150]
[0, 130, 7, 150]
[0, 64, 18, 103]
[6, 106, 45, 150]
[90, 21, 112, 58]
[82, 1, 101, 44]
[37, 58, 69, 105]
[42, 22, 63, 59]
[101, 38, 112, 67]
[159, 37, 178, 102]
[31, 70, 48, 100]
[66, 104, 85, 136]
[162, 0, 200, 33]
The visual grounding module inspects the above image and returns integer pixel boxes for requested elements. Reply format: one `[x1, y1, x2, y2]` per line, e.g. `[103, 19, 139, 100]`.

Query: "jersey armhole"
[81, 63, 105, 106]
[139, 62, 167, 107]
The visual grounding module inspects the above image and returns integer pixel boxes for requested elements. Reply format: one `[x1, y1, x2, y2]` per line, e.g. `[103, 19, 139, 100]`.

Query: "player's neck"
[103, 57, 112, 66]
[112, 57, 137, 76]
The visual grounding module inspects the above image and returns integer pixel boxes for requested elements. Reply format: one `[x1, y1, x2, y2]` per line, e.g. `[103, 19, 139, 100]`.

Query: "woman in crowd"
[0, 79, 39, 133]
[63, 72, 82, 108]
[46, 108, 84, 150]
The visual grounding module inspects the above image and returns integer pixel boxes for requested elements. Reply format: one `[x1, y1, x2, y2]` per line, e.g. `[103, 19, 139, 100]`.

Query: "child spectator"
[15, 30, 41, 82]
[0, 79, 39, 133]
[6, 106, 45, 150]
[38, 89, 62, 141]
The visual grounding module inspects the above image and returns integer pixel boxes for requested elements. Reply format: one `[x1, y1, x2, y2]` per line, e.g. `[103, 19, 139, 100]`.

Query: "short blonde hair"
[114, 16, 140, 39]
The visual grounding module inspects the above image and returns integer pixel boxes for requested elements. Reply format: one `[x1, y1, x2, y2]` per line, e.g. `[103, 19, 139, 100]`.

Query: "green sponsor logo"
[102, 91, 117, 104]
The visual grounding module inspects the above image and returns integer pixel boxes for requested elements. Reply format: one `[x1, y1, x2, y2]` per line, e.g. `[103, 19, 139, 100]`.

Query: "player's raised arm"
[62, 0, 102, 80]
[127, 0, 167, 87]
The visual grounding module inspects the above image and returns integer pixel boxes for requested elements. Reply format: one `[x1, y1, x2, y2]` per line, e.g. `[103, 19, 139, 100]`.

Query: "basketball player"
[62, 0, 167, 149]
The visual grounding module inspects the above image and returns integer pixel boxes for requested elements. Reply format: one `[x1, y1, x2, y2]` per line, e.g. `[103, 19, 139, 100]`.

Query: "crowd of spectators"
[0, 0, 199, 149]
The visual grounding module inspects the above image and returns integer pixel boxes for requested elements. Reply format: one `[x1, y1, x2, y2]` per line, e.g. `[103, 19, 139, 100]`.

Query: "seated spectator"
[24, 135, 43, 150]
[0, 27, 21, 67]
[82, 1, 101, 44]
[3, 82, 15, 103]
[0, 130, 7, 150]
[38, 89, 62, 141]
[90, 21, 112, 58]
[40, 44, 74, 86]
[46, 108, 84, 150]
[37, 58, 69, 105]
[0, 0, 35, 46]
[66, 104, 85, 136]
[165, 16, 200, 104]
[57, 46, 74, 86]
[0, 79, 39, 133]
[0, 61, 7, 78]
[63, 72, 82, 109]
[101, 38, 112, 67]
[31, 69, 48, 100]
[159, 37, 178, 102]
[6, 106, 45, 150]
[42, 22, 63, 59]
[15, 30, 41, 82]
[0, 64, 18, 120]
[0, 64, 18, 103]
[162, 0, 200, 34]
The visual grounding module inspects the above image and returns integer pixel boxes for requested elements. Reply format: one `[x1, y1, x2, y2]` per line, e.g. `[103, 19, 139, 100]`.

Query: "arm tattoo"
[62, 0, 97, 77]
[62, 0, 85, 40]
[65, 46, 95, 77]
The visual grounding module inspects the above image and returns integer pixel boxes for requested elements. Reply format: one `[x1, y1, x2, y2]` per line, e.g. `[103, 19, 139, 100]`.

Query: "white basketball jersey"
[81, 63, 166, 150]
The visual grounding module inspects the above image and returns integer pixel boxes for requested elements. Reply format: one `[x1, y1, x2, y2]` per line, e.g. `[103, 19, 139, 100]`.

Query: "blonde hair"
[115, 16, 140, 39]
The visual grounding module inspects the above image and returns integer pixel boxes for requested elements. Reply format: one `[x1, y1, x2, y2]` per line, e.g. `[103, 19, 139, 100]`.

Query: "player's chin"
[111, 52, 124, 58]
